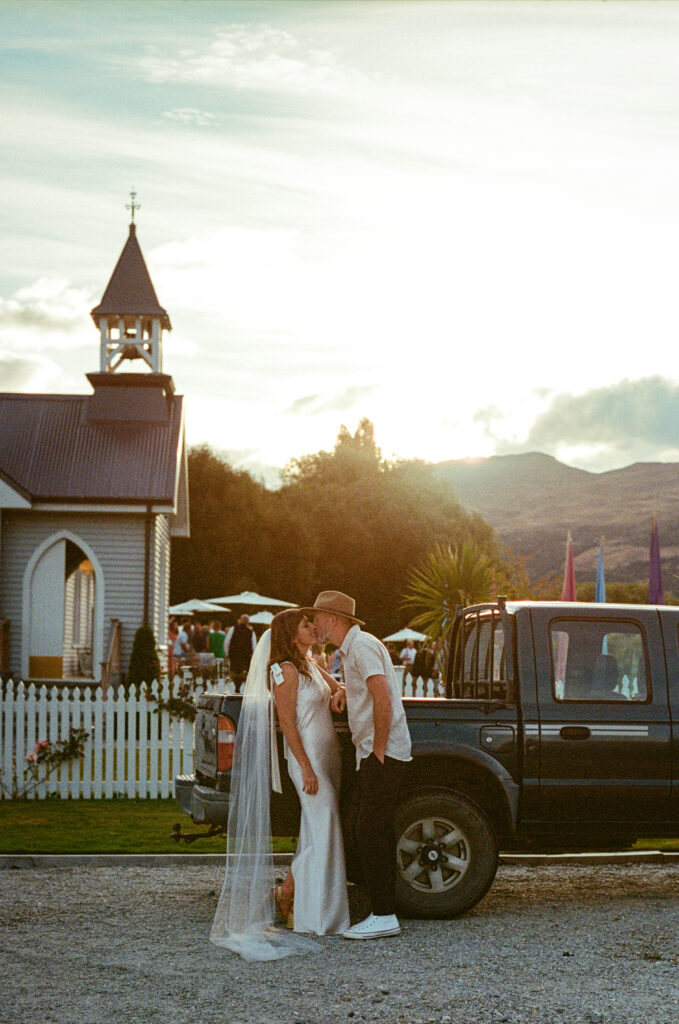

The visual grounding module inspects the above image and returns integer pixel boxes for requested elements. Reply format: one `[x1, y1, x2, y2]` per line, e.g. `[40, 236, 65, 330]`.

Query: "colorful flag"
[561, 531, 576, 601]
[595, 537, 606, 603]
[649, 515, 665, 604]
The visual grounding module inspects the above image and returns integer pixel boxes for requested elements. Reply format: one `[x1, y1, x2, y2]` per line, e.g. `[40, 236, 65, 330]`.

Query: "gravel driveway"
[2, 863, 678, 1024]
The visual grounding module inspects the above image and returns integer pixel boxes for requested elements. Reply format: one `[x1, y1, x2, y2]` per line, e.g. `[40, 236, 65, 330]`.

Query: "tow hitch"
[171, 823, 226, 845]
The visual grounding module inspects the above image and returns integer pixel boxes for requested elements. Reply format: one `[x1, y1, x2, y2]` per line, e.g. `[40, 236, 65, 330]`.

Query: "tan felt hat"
[301, 590, 365, 626]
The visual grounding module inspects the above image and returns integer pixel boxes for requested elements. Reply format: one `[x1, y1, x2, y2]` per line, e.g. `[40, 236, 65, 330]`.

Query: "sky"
[3, 0, 679, 485]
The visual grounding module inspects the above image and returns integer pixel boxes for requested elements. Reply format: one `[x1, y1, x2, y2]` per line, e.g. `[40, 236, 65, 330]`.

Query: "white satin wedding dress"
[209, 632, 349, 961]
[282, 661, 350, 936]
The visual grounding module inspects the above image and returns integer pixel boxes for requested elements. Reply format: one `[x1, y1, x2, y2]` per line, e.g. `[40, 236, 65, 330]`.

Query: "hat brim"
[299, 607, 365, 627]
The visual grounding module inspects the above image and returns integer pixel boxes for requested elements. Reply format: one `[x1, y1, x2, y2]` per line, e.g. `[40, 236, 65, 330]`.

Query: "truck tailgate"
[194, 693, 225, 779]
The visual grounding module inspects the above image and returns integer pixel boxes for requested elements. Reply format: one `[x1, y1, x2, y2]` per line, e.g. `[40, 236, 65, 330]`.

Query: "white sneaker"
[342, 913, 401, 940]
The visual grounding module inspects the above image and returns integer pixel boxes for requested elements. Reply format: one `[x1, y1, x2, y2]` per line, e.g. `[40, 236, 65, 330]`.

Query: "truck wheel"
[394, 790, 498, 919]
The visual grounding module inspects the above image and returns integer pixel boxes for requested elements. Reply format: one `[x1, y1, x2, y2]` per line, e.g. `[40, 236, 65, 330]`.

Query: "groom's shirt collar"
[339, 623, 361, 657]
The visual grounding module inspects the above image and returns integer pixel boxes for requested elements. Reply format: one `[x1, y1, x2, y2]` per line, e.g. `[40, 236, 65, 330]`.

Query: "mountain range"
[434, 453, 679, 588]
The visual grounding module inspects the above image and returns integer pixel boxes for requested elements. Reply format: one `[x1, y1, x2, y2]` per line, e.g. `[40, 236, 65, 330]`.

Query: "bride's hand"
[330, 687, 346, 713]
[301, 765, 319, 795]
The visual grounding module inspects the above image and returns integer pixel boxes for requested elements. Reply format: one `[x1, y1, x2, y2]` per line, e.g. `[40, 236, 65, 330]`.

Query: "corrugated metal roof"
[90, 224, 171, 329]
[0, 390, 184, 503]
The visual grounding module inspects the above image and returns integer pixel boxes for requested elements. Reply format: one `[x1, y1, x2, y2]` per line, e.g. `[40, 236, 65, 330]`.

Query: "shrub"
[128, 624, 161, 687]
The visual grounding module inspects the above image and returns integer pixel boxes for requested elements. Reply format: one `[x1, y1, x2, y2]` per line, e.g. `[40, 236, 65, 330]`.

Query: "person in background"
[385, 643, 401, 667]
[327, 645, 342, 678]
[400, 639, 416, 686]
[208, 620, 226, 661]
[192, 621, 208, 655]
[173, 617, 191, 670]
[168, 617, 179, 677]
[412, 642, 430, 685]
[225, 613, 257, 692]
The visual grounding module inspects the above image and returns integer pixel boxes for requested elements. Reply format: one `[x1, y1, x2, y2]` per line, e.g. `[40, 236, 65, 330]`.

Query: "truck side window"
[454, 611, 511, 700]
[549, 619, 649, 702]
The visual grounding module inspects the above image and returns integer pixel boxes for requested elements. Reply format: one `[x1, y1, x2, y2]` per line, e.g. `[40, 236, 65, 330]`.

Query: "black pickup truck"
[175, 599, 679, 919]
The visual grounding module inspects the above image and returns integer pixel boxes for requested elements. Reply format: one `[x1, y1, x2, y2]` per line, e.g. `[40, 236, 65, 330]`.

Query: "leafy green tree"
[171, 423, 516, 636]
[402, 540, 496, 641]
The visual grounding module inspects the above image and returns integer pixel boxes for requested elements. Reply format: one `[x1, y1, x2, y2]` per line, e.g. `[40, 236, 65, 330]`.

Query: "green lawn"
[0, 799, 296, 854]
[0, 798, 676, 855]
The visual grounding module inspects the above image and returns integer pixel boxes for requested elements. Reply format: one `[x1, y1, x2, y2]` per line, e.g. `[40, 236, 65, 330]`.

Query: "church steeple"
[90, 204, 171, 373]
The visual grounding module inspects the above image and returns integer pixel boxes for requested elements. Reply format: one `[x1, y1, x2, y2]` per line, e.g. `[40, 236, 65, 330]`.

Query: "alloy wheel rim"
[396, 815, 471, 893]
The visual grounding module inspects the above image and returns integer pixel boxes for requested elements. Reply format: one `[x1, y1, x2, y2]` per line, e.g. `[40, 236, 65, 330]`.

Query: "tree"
[401, 540, 497, 641]
[128, 624, 161, 687]
[170, 424, 519, 637]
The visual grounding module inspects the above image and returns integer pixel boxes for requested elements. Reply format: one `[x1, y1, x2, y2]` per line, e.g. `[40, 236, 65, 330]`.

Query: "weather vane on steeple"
[126, 190, 141, 224]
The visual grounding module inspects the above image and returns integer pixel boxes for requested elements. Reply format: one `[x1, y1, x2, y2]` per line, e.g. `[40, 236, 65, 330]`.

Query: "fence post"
[2, 681, 15, 797]
[82, 686, 93, 800]
[159, 677, 170, 799]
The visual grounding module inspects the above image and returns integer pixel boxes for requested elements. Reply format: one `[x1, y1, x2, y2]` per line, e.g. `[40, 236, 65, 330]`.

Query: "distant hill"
[434, 453, 679, 587]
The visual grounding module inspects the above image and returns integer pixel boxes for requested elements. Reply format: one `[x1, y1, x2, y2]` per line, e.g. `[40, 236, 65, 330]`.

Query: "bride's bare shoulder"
[271, 660, 299, 687]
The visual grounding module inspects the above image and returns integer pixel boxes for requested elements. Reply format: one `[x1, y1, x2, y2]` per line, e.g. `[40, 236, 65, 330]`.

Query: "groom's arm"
[366, 674, 391, 763]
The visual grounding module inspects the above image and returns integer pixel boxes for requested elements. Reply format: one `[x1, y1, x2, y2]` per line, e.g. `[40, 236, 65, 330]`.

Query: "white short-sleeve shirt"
[340, 625, 412, 769]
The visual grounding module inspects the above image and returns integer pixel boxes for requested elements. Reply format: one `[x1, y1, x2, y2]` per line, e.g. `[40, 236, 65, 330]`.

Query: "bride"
[210, 608, 350, 960]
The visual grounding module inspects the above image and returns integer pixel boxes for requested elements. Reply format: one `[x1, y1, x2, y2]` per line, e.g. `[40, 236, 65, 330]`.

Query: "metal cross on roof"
[126, 190, 141, 223]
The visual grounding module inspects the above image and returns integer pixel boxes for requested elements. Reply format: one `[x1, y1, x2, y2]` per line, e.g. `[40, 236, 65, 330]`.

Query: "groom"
[309, 590, 412, 939]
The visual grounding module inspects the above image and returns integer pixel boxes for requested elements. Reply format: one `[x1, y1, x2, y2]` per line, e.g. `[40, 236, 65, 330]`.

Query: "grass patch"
[0, 798, 296, 854]
[633, 837, 679, 852]
[1, 798, 676, 856]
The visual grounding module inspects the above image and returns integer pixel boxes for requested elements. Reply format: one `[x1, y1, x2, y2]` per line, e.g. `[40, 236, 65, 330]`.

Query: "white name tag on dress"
[271, 662, 285, 686]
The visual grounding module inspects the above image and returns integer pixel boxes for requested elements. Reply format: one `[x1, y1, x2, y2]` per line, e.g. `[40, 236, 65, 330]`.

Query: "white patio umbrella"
[207, 590, 297, 608]
[168, 599, 231, 615]
[382, 627, 428, 643]
[248, 610, 274, 625]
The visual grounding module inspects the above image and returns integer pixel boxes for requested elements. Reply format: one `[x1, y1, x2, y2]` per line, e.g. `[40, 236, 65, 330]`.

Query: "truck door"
[657, 609, 679, 819]
[530, 607, 671, 823]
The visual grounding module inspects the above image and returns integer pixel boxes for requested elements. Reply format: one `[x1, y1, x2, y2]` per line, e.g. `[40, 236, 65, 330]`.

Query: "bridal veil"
[209, 629, 320, 961]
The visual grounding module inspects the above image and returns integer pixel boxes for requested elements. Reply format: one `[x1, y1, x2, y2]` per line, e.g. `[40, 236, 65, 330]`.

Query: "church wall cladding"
[1, 510, 147, 680]
[151, 513, 170, 652]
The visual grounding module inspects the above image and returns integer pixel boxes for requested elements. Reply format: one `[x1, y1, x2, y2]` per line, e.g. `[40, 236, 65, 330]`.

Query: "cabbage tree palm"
[402, 540, 495, 642]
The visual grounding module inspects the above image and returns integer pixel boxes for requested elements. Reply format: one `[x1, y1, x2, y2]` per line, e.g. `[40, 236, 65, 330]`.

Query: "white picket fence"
[1, 672, 442, 801]
[0, 677, 229, 801]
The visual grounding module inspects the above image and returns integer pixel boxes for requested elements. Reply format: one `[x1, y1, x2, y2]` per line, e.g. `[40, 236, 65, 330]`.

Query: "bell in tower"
[90, 193, 171, 373]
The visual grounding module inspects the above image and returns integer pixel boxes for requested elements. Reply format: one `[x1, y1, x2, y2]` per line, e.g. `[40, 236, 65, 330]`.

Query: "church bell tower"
[90, 193, 171, 374]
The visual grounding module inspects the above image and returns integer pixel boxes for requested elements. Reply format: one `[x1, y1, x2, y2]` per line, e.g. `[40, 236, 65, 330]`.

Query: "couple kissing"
[210, 590, 412, 961]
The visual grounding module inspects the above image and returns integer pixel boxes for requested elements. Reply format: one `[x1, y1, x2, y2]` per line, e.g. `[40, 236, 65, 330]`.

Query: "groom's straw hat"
[302, 590, 365, 626]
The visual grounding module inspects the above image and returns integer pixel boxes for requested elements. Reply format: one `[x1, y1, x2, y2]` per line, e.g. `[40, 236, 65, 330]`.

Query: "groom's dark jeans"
[356, 753, 407, 916]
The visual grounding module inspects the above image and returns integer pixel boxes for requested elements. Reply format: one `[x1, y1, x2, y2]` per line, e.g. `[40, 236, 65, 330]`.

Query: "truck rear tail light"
[217, 715, 236, 772]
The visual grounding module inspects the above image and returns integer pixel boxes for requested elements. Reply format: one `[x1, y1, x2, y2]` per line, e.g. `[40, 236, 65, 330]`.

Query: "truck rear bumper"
[174, 774, 228, 827]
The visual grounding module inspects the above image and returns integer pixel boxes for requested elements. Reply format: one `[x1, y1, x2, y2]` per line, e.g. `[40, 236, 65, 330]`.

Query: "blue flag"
[595, 538, 606, 603]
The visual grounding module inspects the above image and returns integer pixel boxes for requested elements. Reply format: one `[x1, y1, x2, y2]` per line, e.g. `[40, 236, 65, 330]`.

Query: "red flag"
[561, 531, 576, 601]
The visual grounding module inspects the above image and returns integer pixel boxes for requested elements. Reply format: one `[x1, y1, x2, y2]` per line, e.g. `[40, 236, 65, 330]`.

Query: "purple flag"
[649, 516, 665, 605]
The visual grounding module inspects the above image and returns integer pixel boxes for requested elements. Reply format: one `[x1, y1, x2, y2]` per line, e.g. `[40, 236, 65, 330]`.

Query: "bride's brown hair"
[268, 608, 311, 677]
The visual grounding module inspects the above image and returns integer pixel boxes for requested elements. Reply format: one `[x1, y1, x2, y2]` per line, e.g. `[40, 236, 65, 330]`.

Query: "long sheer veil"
[209, 629, 320, 961]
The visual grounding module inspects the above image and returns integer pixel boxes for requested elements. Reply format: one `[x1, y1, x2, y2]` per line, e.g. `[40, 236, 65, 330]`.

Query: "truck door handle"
[559, 726, 590, 740]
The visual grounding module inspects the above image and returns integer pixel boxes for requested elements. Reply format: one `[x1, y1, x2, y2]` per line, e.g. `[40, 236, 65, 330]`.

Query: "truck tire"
[394, 789, 498, 919]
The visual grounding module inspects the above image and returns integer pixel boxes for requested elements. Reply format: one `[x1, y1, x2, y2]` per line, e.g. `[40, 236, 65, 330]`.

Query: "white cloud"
[139, 24, 366, 96]
[0, 350, 71, 393]
[0, 278, 91, 333]
[163, 108, 216, 127]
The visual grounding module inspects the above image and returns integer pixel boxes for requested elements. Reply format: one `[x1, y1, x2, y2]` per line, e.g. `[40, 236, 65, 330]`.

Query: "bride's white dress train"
[284, 662, 350, 936]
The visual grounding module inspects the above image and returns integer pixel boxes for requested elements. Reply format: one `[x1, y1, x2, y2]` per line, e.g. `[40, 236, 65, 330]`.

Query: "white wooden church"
[0, 218, 189, 685]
